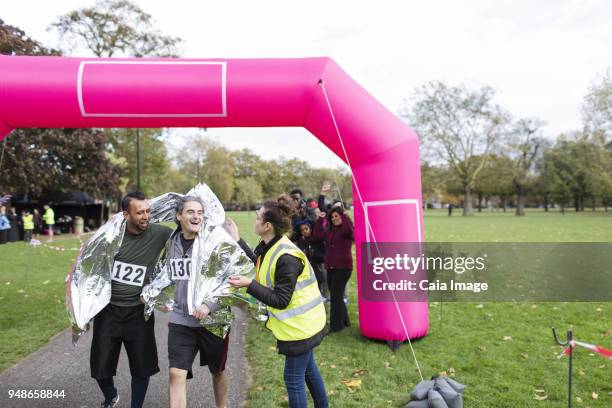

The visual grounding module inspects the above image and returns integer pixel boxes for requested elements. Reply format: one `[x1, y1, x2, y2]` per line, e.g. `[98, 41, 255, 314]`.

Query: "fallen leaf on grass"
[592, 392, 598, 400]
[447, 367, 456, 376]
[342, 356, 349, 361]
[596, 307, 602, 312]
[383, 361, 390, 368]
[478, 346, 487, 352]
[352, 369, 368, 377]
[503, 336, 513, 341]
[340, 378, 362, 392]
[604, 329, 612, 337]
[576, 396, 582, 403]
[521, 353, 529, 359]
[534, 389, 548, 401]
[255, 386, 264, 392]
[475, 304, 483, 308]
[42, 280, 50, 285]
[268, 346, 276, 351]
[330, 364, 336, 369]
[17, 289, 24, 293]
[5, 281, 11, 285]
[531, 304, 538, 309]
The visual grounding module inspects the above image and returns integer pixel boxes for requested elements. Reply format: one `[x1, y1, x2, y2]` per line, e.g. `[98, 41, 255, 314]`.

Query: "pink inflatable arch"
[0, 55, 428, 341]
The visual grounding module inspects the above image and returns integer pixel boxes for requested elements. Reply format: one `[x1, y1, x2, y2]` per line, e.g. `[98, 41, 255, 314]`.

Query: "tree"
[107, 128, 170, 196]
[173, 134, 235, 204]
[1, 18, 60, 56]
[507, 118, 546, 216]
[543, 134, 608, 212]
[583, 68, 612, 144]
[405, 81, 509, 215]
[472, 154, 514, 211]
[235, 177, 263, 212]
[1, 128, 120, 198]
[48, 0, 182, 57]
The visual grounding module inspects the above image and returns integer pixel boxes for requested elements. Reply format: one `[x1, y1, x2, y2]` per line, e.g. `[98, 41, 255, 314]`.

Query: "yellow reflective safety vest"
[43, 208, 55, 225]
[23, 214, 34, 230]
[256, 236, 326, 341]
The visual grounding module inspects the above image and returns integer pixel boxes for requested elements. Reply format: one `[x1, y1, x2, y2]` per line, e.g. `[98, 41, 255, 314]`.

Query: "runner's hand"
[193, 304, 210, 320]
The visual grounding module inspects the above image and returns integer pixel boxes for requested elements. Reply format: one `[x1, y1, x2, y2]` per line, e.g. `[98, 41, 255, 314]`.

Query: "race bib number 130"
[170, 258, 192, 280]
[111, 261, 146, 286]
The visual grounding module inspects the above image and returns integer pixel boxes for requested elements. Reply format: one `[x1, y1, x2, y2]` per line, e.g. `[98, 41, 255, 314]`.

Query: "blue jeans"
[284, 349, 328, 408]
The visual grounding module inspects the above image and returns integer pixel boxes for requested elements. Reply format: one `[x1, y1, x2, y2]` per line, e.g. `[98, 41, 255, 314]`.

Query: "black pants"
[326, 268, 351, 332]
[90, 304, 159, 379]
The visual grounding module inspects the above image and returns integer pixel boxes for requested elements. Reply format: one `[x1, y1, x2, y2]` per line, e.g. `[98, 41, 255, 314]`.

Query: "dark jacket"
[296, 234, 325, 266]
[245, 236, 326, 355]
[313, 213, 354, 270]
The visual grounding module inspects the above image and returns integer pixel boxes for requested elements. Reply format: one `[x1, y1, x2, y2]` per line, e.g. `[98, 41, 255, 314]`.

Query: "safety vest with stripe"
[23, 214, 34, 230]
[256, 236, 326, 341]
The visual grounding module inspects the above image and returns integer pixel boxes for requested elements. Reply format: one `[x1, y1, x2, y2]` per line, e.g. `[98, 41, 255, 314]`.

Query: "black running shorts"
[167, 323, 229, 378]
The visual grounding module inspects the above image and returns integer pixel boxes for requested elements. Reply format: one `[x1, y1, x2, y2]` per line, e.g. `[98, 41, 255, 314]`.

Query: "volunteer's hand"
[162, 303, 174, 313]
[225, 218, 240, 241]
[315, 208, 326, 218]
[229, 275, 252, 288]
[193, 304, 210, 320]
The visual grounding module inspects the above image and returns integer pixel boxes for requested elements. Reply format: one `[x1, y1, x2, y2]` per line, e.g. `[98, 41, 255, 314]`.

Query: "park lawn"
[244, 210, 612, 408]
[0, 237, 81, 371]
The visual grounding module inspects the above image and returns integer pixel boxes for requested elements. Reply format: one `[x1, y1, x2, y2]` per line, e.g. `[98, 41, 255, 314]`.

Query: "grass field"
[1, 209, 610, 407]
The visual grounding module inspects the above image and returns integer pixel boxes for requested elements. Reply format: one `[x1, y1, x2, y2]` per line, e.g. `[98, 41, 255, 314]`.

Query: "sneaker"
[101, 394, 119, 408]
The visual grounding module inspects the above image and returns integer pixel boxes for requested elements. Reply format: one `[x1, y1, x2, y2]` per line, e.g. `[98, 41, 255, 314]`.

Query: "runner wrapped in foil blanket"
[66, 184, 255, 344]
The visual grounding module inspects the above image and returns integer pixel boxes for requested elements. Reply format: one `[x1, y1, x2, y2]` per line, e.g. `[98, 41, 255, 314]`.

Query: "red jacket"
[313, 213, 354, 270]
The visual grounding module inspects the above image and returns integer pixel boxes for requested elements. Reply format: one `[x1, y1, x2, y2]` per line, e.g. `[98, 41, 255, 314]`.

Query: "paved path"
[0, 307, 250, 408]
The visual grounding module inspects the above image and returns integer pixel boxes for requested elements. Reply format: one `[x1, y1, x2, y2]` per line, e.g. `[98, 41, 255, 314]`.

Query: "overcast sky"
[3, 0, 612, 168]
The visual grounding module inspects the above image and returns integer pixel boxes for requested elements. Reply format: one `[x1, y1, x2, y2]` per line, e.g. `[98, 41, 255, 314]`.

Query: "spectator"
[7, 207, 20, 242]
[0, 206, 10, 244]
[33, 208, 42, 239]
[43, 204, 55, 242]
[313, 205, 354, 333]
[295, 219, 329, 300]
[22, 210, 34, 243]
[289, 188, 308, 241]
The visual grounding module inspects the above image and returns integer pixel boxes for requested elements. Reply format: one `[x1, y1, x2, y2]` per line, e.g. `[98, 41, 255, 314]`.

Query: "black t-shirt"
[110, 223, 173, 306]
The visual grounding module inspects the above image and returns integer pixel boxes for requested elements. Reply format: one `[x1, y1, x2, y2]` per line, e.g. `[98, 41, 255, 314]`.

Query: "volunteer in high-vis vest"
[228, 194, 328, 408]
[42, 204, 55, 242]
[91, 191, 172, 408]
[22, 211, 34, 243]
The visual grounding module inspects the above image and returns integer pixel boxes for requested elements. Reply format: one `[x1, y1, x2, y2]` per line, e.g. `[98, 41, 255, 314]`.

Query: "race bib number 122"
[111, 261, 146, 287]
